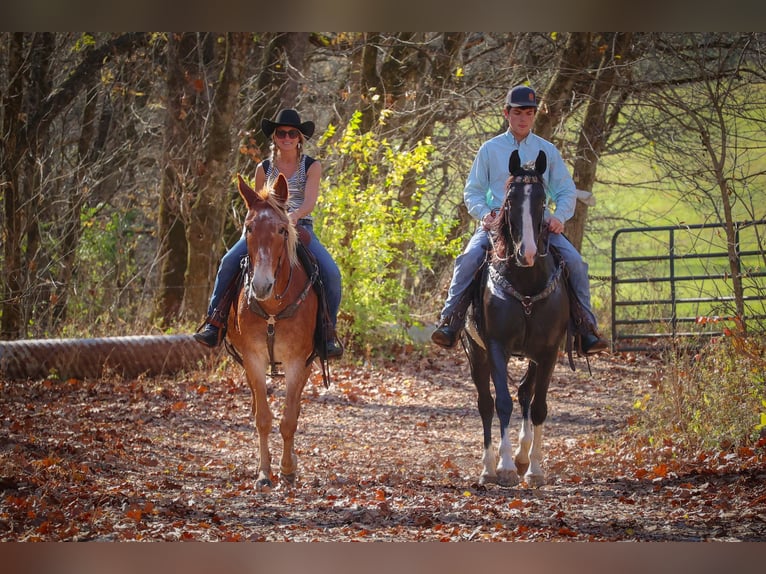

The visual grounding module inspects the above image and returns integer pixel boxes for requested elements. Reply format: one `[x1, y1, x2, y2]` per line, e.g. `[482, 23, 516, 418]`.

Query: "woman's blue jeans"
[207, 221, 341, 327]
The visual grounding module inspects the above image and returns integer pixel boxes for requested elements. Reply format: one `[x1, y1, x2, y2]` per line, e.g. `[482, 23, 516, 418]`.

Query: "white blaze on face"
[520, 184, 537, 266]
[249, 211, 277, 299]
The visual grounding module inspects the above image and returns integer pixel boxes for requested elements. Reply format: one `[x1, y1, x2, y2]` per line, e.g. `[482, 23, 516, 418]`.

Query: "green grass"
[581, 151, 766, 337]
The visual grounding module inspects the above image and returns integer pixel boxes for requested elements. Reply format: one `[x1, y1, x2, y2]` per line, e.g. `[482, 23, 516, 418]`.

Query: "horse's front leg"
[244, 358, 274, 492]
[278, 361, 311, 487]
[515, 359, 553, 487]
[488, 342, 519, 487]
[514, 361, 536, 478]
[466, 340, 496, 485]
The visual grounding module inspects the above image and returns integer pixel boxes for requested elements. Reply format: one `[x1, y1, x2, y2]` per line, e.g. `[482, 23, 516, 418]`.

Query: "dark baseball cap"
[506, 85, 537, 108]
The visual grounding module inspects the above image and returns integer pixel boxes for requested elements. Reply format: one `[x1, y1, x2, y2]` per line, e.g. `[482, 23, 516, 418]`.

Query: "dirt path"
[1, 347, 765, 541]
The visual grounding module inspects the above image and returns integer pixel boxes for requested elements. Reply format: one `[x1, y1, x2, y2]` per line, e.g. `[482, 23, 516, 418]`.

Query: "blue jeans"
[440, 227, 599, 328]
[207, 222, 342, 327]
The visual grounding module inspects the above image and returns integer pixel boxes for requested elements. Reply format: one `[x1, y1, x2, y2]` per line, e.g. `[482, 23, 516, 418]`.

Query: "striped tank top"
[263, 155, 315, 222]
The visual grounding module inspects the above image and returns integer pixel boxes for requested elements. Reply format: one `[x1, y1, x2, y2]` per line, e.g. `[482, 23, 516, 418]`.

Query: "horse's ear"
[535, 150, 547, 175]
[237, 174, 259, 208]
[508, 150, 521, 175]
[272, 173, 289, 206]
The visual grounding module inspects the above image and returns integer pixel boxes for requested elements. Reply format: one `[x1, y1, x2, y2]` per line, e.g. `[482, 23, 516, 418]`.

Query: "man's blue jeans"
[439, 227, 598, 328]
[207, 221, 341, 326]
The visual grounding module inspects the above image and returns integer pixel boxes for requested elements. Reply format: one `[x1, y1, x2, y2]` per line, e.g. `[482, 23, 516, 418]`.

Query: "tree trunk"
[1, 33, 26, 338]
[51, 80, 100, 327]
[568, 33, 633, 251]
[183, 33, 250, 322]
[156, 33, 204, 325]
[534, 33, 594, 143]
[359, 33, 383, 133]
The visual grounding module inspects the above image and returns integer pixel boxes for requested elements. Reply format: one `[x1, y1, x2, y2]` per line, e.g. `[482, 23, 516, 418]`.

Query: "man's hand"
[546, 215, 564, 234]
[481, 211, 499, 230]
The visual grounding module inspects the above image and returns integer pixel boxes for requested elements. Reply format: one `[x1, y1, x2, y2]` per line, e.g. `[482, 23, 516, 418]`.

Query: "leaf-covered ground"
[2, 346, 765, 541]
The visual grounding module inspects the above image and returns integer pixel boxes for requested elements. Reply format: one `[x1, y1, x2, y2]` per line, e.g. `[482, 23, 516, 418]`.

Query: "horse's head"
[491, 150, 548, 268]
[237, 173, 298, 301]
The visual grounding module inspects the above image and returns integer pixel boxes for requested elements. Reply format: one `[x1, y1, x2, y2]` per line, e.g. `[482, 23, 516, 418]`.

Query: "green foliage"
[72, 33, 96, 52]
[630, 332, 766, 452]
[65, 205, 144, 336]
[314, 111, 462, 349]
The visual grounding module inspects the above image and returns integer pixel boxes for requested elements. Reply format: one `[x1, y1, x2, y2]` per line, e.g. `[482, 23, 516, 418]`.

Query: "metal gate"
[610, 219, 766, 352]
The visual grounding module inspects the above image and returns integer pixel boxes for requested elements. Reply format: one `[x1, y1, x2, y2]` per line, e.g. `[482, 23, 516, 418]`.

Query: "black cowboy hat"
[261, 108, 315, 139]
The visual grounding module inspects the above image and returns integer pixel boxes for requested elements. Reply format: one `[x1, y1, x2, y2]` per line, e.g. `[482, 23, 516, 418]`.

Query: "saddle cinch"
[466, 245, 595, 372]
[221, 228, 335, 383]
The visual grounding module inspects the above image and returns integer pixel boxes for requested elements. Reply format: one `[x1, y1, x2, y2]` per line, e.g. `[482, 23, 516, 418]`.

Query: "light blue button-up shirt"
[463, 130, 577, 224]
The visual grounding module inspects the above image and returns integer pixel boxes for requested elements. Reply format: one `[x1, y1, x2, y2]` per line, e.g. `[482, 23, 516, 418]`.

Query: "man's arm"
[463, 144, 493, 222]
[544, 143, 577, 225]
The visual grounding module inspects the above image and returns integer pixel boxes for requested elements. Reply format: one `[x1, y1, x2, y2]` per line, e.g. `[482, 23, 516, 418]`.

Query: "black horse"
[463, 149, 570, 487]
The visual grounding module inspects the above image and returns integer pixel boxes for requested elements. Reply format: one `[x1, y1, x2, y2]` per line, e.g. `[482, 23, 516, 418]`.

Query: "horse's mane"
[247, 184, 299, 268]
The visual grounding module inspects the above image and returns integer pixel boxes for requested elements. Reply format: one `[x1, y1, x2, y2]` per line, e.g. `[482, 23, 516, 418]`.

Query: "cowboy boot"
[575, 311, 609, 355]
[580, 329, 609, 355]
[324, 322, 344, 359]
[193, 308, 228, 348]
[193, 267, 242, 348]
[431, 290, 472, 349]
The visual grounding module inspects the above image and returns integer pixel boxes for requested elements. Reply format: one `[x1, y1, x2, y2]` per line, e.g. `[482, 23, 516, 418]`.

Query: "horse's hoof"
[255, 473, 273, 492]
[280, 472, 296, 486]
[515, 460, 530, 477]
[525, 473, 545, 488]
[496, 469, 520, 487]
[479, 473, 497, 485]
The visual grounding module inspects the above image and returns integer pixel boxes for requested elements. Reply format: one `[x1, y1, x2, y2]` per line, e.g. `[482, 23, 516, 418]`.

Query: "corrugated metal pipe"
[0, 335, 215, 381]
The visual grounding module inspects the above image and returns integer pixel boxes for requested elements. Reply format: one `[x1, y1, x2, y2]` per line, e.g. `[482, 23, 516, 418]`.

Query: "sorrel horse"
[225, 173, 318, 492]
[464, 150, 570, 487]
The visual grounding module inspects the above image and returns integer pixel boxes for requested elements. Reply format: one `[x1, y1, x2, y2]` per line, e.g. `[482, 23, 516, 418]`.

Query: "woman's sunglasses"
[275, 128, 301, 139]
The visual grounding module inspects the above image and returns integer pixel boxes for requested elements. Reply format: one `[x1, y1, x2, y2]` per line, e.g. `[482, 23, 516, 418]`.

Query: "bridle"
[488, 166, 562, 316]
[491, 173, 550, 266]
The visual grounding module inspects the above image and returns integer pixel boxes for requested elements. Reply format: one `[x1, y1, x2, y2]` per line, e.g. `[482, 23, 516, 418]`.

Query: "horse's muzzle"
[247, 278, 274, 302]
[514, 246, 537, 268]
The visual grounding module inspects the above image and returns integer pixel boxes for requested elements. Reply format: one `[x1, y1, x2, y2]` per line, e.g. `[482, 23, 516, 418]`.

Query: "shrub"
[631, 325, 766, 452]
[314, 111, 462, 350]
